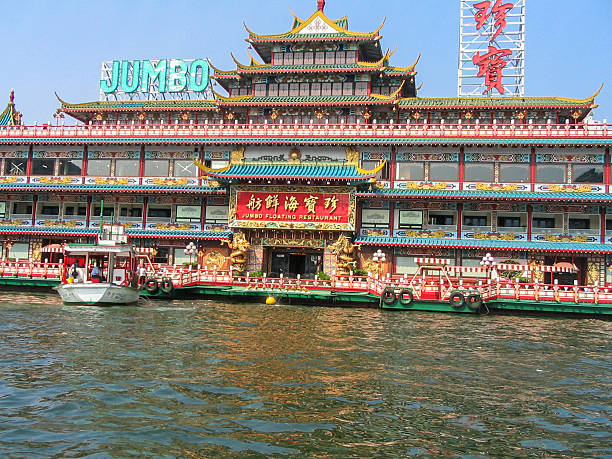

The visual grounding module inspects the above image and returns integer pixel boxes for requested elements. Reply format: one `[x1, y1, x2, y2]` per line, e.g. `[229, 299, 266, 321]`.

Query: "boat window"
[325, 51, 335, 64]
[118, 206, 142, 218]
[429, 213, 455, 226]
[310, 83, 321, 96]
[398, 210, 423, 230]
[31, 159, 55, 176]
[321, 83, 332, 96]
[429, 162, 459, 181]
[5, 159, 26, 176]
[342, 82, 353, 96]
[176, 205, 201, 223]
[115, 160, 139, 177]
[499, 163, 530, 183]
[361, 209, 390, 229]
[362, 160, 388, 180]
[12, 202, 32, 216]
[569, 218, 590, 230]
[205, 205, 229, 224]
[465, 162, 494, 182]
[278, 84, 289, 97]
[283, 52, 293, 66]
[8, 242, 29, 261]
[0, 202, 5, 219]
[536, 164, 565, 183]
[463, 214, 489, 227]
[92, 206, 114, 217]
[336, 51, 346, 65]
[174, 160, 198, 177]
[87, 159, 111, 176]
[144, 160, 169, 177]
[64, 205, 87, 216]
[58, 159, 82, 176]
[267, 84, 279, 97]
[498, 215, 524, 228]
[532, 217, 556, 228]
[293, 53, 304, 65]
[314, 52, 325, 65]
[254, 84, 266, 97]
[572, 164, 604, 183]
[40, 205, 60, 216]
[396, 162, 424, 181]
[147, 206, 171, 219]
[354, 82, 368, 96]
[273, 53, 283, 65]
[299, 83, 310, 97]
[304, 52, 314, 65]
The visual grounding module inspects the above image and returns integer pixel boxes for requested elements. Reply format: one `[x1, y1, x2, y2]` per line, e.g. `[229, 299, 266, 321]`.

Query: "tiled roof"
[127, 230, 231, 239]
[203, 163, 380, 181]
[0, 183, 225, 194]
[399, 96, 596, 109]
[354, 236, 612, 253]
[217, 94, 396, 106]
[357, 189, 612, 202]
[60, 99, 217, 111]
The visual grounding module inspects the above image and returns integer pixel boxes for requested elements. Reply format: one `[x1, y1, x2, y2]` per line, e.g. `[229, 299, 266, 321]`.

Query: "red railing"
[0, 122, 609, 141]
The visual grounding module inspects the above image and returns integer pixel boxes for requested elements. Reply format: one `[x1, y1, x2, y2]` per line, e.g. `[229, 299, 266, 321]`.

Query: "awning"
[41, 244, 63, 253]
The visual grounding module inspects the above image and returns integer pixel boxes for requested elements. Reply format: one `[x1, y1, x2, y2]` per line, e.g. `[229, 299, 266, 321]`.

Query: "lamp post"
[184, 242, 197, 268]
[372, 249, 387, 278]
[480, 252, 496, 282]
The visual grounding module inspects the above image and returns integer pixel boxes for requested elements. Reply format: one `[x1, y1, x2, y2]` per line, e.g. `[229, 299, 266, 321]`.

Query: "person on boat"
[137, 261, 147, 286]
[91, 263, 102, 282]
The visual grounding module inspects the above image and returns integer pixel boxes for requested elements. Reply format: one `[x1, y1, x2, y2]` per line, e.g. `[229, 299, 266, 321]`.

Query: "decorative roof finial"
[317, 0, 325, 12]
[9, 89, 14, 103]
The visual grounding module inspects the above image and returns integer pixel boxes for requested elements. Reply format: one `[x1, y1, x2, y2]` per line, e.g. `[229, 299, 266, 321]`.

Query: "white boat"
[54, 224, 140, 305]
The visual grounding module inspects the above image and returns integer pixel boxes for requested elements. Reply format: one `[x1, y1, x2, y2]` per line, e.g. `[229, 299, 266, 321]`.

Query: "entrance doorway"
[269, 249, 322, 278]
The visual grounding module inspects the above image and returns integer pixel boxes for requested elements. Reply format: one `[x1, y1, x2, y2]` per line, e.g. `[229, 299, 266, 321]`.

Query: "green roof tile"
[399, 97, 594, 108]
[357, 189, 612, 202]
[354, 236, 612, 253]
[207, 163, 376, 181]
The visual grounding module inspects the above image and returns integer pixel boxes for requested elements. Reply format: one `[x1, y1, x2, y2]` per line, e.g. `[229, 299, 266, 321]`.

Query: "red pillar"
[82, 145, 88, 178]
[138, 145, 145, 178]
[26, 145, 33, 176]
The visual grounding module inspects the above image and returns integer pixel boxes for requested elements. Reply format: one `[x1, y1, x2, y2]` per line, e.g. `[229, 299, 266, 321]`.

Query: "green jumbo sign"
[100, 59, 210, 94]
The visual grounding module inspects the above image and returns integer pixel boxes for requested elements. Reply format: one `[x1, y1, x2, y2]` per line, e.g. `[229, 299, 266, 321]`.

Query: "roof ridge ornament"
[318, 0, 325, 12]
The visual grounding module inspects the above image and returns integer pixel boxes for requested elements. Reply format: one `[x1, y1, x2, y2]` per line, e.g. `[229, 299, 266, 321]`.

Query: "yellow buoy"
[266, 296, 276, 305]
[67, 278, 74, 284]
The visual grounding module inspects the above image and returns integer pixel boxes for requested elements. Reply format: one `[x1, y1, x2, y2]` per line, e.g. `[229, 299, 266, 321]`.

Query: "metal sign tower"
[458, 0, 525, 97]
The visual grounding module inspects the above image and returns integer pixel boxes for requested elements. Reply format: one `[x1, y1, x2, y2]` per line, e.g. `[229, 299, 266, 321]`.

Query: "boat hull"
[55, 283, 140, 305]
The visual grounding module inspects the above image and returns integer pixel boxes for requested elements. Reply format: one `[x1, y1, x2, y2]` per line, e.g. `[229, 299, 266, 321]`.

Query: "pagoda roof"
[354, 236, 612, 254]
[246, 10, 384, 63]
[194, 161, 385, 183]
[0, 90, 21, 126]
[214, 84, 404, 107]
[398, 89, 601, 110]
[58, 96, 217, 122]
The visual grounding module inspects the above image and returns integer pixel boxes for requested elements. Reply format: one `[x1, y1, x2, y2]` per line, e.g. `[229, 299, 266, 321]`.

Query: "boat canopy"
[63, 244, 135, 256]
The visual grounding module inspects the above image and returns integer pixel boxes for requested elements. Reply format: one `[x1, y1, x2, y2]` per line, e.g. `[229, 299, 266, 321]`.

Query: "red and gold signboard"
[230, 186, 355, 231]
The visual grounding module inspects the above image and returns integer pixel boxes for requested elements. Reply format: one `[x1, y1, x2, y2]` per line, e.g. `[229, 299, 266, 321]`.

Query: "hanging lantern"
[180, 111, 191, 120]
[515, 110, 527, 120]
[226, 111, 235, 121]
[270, 109, 279, 120]
[362, 108, 372, 122]
[137, 111, 146, 121]
[289, 147, 301, 161]
[412, 111, 422, 120]
[464, 111, 474, 120]
[571, 110, 582, 122]
[94, 111, 104, 121]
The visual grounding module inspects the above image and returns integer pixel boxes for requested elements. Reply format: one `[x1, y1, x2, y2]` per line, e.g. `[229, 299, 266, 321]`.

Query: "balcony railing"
[0, 121, 609, 141]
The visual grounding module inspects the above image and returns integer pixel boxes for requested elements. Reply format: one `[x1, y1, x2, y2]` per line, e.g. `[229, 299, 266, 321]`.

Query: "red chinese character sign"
[230, 186, 356, 231]
[458, 0, 525, 97]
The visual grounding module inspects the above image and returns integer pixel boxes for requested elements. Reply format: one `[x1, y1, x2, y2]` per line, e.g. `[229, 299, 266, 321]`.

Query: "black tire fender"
[449, 291, 465, 309]
[466, 294, 483, 311]
[398, 288, 414, 307]
[145, 278, 159, 294]
[160, 277, 174, 294]
[382, 287, 397, 306]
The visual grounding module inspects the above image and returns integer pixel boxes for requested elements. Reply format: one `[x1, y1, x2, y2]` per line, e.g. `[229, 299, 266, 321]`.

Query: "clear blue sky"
[1, 0, 610, 123]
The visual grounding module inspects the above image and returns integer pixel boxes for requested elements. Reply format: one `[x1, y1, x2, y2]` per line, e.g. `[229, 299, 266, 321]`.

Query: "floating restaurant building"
[0, 2, 610, 286]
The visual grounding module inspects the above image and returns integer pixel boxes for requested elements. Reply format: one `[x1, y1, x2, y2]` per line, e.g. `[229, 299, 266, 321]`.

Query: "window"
[315, 52, 325, 65]
[92, 206, 113, 217]
[5, 159, 26, 176]
[607, 219, 612, 232]
[289, 83, 299, 96]
[346, 51, 357, 63]
[58, 159, 82, 176]
[115, 160, 139, 176]
[342, 82, 353, 95]
[498, 216, 522, 228]
[395, 256, 418, 275]
[8, 242, 29, 261]
[254, 84, 266, 96]
[361, 209, 390, 229]
[31, 159, 55, 176]
[152, 246, 169, 264]
[465, 163, 494, 182]
[573, 165, 604, 183]
[147, 206, 171, 219]
[299, 83, 310, 96]
[293, 53, 303, 65]
[429, 213, 455, 226]
[63, 205, 87, 217]
[325, 51, 335, 64]
[355, 82, 368, 95]
[430, 162, 459, 181]
[176, 205, 201, 223]
[361, 160, 388, 180]
[174, 160, 197, 177]
[463, 214, 488, 227]
[304, 52, 314, 65]
[331, 82, 342, 96]
[396, 163, 424, 181]
[118, 206, 142, 218]
[536, 164, 565, 183]
[144, 160, 169, 177]
[398, 210, 423, 229]
[311, 83, 321, 96]
[40, 205, 59, 216]
[321, 83, 332, 96]
[268, 84, 278, 97]
[279, 84, 289, 97]
[569, 218, 589, 230]
[273, 53, 283, 65]
[283, 53, 293, 66]
[533, 217, 556, 228]
[12, 202, 32, 216]
[87, 159, 111, 176]
[205, 205, 229, 224]
[0, 202, 5, 219]
[500, 163, 530, 183]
